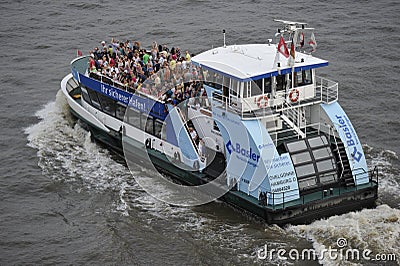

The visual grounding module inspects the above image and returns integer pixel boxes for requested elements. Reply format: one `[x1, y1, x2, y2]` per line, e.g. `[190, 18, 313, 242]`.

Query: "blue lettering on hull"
[226, 140, 260, 163]
[335, 115, 363, 162]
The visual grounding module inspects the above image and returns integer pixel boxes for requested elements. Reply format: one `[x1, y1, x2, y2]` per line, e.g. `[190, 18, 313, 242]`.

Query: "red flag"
[77, 50, 83, 57]
[299, 32, 305, 48]
[277, 36, 289, 58]
[309, 32, 317, 52]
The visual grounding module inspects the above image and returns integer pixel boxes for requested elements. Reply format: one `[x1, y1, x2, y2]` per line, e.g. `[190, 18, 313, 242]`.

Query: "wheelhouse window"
[276, 74, 286, 91]
[264, 77, 272, 93]
[254, 79, 263, 96]
[291, 69, 313, 87]
[230, 79, 239, 97]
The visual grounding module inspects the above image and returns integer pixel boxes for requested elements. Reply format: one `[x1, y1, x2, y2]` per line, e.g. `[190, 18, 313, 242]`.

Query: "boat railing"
[71, 55, 90, 75]
[316, 76, 338, 104]
[328, 125, 345, 180]
[211, 91, 242, 114]
[209, 76, 338, 120]
[272, 121, 334, 145]
[261, 166, 378, 210]
[176, 107, 201, 157]
[89, 72, 134, 92]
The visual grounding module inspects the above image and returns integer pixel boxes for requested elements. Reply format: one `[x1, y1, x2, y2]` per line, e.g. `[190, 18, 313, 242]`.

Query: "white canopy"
[192, 44, 328, 81]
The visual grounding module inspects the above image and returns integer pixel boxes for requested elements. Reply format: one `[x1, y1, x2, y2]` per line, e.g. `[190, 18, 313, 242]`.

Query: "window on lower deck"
[126, 108, 140, 128]
[116, 104, 126, 121]
[81, 87, 92, 105]
[154, 119, 163, 139]
[144, 115, 153, 134]
[97, 93, 116, 116]
[87, 88, 101, 109]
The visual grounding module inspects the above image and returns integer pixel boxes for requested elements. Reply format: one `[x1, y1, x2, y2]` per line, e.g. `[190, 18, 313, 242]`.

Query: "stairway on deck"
[279, 103, 307, 139]
[332, 139, 355, 187]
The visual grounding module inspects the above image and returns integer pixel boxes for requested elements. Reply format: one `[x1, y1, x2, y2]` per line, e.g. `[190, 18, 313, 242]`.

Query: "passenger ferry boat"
[60, 20, 378, 225]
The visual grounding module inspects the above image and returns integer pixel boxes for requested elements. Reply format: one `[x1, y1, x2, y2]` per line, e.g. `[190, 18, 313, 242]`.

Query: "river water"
[1, 0, 399, 265]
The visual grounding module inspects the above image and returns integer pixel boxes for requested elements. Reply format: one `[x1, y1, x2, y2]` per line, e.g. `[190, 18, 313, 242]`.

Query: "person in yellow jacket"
[185, 50, 191, 62]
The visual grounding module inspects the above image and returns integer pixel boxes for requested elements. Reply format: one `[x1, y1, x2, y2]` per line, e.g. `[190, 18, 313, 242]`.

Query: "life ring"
[289, 88, 300, 103]
[173, 151, 181, 162]
[145, 138, 152, 149]
[257, 95, 268, 108]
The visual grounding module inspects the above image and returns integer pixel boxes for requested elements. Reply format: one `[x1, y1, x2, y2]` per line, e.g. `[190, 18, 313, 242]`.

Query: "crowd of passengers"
[88, 39, 209, 106]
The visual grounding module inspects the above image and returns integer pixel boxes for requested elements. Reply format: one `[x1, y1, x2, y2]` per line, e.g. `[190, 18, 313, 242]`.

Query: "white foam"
[25, 90, 132, 214]
[365, 145, 400, 206]
[282, 146, 400, 265]
[287, 204, 400, 265]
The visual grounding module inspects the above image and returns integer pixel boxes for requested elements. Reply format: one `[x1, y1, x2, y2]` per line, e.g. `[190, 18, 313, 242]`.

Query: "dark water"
[1, 0, 400, 265]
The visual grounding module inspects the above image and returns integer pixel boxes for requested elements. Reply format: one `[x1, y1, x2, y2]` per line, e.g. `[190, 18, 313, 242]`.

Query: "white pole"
[223, 29, 226, 48]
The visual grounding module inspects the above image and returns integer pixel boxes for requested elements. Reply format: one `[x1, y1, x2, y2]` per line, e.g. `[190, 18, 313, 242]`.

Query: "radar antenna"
[274, 19, 314, 34]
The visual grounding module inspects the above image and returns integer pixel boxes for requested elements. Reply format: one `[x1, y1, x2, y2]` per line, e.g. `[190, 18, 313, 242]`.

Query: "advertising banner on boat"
[212, 106, 299, 204]
[321, 102, 369, 185]
[212, 108, 255, 189]
[78, 73, 166, 120]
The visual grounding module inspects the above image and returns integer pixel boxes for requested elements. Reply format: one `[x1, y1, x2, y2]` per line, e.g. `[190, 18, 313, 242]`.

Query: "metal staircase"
[280, 102, 307, 139]
[333, 139, 355, 187]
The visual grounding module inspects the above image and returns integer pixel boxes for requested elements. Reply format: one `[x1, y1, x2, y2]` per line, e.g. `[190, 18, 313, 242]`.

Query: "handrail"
[260, 166, 379, 210]
[316, 76, 338, 104]
[176, 107, 201, 155]
[329, 125, 344, 180]
[211, 91, 242, 114]
[209, 75, 339, 119]
[258, 166, 378, 210]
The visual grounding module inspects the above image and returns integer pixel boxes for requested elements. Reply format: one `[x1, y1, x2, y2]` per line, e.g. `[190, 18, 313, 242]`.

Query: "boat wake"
[25, 90, 400, 265]
[25, 90, 132, 215]
[365, 144, 400, 207]
[285, 146, 400, 265]
[287, 205, 400, 265]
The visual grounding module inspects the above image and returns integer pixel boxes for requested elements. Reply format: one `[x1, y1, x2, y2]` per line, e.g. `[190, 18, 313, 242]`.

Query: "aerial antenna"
[223, 29, 226, 48]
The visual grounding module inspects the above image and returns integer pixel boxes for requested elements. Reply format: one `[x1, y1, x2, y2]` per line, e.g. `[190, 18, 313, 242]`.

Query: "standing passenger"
[185, 50, 191, 62]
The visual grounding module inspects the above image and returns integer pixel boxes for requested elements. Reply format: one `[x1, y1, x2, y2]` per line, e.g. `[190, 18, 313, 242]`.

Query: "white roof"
[192, 44, 328, 81]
